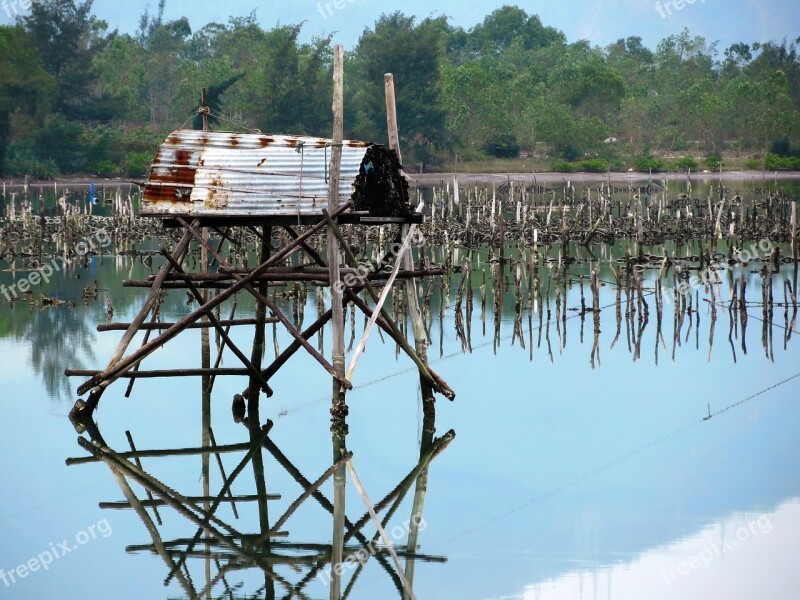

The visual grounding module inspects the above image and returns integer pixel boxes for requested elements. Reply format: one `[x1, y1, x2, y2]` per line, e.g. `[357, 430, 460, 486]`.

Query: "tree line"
[1, 0, 799, 178]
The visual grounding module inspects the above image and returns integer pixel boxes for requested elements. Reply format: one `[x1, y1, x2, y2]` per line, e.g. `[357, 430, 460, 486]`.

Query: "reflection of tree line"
[0, 256, 191, 399]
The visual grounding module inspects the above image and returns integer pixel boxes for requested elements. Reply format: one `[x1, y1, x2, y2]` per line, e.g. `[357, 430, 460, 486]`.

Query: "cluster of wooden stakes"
[66, 50, 456, 600]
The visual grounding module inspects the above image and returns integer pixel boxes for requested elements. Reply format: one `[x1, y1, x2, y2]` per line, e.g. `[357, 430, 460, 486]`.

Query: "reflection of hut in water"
[66, 409, 454, 598]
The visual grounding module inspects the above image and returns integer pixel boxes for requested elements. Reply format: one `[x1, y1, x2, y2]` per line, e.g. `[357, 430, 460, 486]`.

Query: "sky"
[1, 0, 798, 53]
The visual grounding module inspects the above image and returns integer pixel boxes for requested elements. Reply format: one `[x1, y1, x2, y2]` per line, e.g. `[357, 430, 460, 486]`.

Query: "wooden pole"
[97, 319, 269, 332]
[329, 47, 346, 379]
[66, 443, 257, 466]
[201, 87, 209, 132]
[385, 72, 435, 407]
[384, 74, 402, 163]
[792, 200, 797, 262]
[66, 368, 254, 378]
[328, 43, 347, 600]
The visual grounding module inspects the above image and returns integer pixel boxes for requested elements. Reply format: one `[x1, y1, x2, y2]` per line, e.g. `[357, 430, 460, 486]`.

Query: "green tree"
[21, 0, 113, 120]
[0, 26, 55, 174]
[466, 5, 564, 57]
[351, 12, 450, 164]
[137, 0, 194, 130]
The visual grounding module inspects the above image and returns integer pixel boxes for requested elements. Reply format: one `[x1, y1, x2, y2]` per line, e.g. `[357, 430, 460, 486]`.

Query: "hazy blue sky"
[1, 0, 798, 52]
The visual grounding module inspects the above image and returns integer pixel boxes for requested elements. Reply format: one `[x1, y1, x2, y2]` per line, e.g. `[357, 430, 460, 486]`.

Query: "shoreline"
[410, 170, 800, 186]
[1, 170, 798, 190]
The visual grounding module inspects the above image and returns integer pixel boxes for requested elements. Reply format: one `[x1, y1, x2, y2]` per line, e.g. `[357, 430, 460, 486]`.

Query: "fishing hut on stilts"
[65, 48, 455, 598]
[68, 52, 454, 426]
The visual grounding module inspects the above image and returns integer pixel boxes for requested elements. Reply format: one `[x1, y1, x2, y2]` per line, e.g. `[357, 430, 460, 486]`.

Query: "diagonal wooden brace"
[175, 217, 353, 391]
[161, 250, 273, 396]
[76, 203, 352, 397]
[322, 210, 455, 400]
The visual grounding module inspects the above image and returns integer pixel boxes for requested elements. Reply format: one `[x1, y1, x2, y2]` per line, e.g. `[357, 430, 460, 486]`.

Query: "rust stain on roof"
[174, 150, 192, 166]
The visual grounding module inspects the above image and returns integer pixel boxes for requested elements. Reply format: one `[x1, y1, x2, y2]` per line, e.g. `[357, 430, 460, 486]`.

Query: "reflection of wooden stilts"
[69, 411, 453, 598]
[106, 461, 197, 598]
[67, 442, 255, 465]
[340, 429, 454, 599]
[402, 411, 435, 598]
[257, 450, 353, 542]
[346, 459, 417, 600]
[99, 495, 270, 509]
[261, 435, 404, 593]
[125, 430, 162, 526]
[209, 429, 240, 519]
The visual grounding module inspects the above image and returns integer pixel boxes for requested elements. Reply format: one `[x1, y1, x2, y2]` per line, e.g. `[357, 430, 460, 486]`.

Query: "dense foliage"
[1, 1, 798, 176]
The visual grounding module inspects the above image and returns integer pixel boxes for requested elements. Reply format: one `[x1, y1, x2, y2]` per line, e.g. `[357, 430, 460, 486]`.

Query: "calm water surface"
[0, 179, 799, 599]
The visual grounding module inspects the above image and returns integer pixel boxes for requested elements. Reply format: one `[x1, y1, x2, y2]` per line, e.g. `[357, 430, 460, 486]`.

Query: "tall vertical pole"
[385, 73, 435, 408]
[328, 44, 347, 600]
[199, 130, 212, 595]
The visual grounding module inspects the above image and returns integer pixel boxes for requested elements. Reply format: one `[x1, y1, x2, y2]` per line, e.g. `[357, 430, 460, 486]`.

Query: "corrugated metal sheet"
[141, 130, 372, 218]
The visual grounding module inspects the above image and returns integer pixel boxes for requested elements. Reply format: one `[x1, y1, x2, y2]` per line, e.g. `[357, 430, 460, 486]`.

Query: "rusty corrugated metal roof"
[141, 130, 372, 218]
